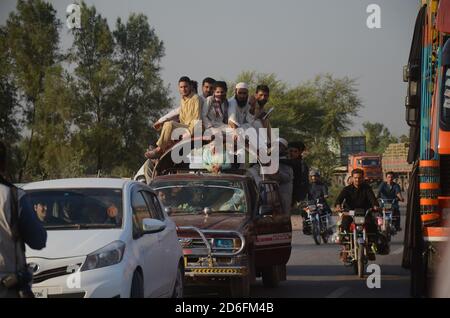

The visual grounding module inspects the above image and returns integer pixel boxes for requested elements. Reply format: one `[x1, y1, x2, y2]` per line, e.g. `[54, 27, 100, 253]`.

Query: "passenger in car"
[104, 203, 120, 225]
[33, 201, 60, 224]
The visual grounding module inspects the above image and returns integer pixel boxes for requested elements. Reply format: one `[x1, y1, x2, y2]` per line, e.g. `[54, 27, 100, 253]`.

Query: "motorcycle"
[303, 200, 332, 245]
[377, 198, 398, 241]
[337, 209, 377, 278]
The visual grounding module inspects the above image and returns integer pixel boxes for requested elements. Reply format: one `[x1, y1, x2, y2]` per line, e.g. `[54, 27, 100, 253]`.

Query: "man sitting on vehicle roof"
[146, 76, 202, 159]
[202, 81, 230, 134]
[228, 82, 264, 131]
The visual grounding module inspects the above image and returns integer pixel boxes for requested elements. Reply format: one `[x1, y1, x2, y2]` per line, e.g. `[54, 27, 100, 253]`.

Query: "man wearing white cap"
[228, 82, 256, 130]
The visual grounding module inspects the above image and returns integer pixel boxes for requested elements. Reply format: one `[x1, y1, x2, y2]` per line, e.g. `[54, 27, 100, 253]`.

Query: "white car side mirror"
[142, 218, 166, 234]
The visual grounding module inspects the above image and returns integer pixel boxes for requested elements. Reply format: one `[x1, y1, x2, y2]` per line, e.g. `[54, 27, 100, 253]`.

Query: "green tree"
[111, 13, 171, 176]
[5, 0, 60, 181]
[69, 4, 170, 177]
[362, 121, 398, 154]
[27, 66, 83, 179]
[310, 74, 362, 141]
[0, 26, 21, 181]
[69, 3, 120, 175]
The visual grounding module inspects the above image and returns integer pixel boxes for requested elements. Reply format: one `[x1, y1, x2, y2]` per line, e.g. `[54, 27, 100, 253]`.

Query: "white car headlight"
[81, 241, 125, 272]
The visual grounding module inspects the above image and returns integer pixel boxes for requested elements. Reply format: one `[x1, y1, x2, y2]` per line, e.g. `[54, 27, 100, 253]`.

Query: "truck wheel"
[262, 265, 280, 288]
[230, 275, 250, 297]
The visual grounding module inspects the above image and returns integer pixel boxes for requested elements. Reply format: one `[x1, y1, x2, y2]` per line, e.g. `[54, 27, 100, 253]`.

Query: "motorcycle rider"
[301, 169, 330, 235]
[334, 168, 380, 260]
[308, 170, 332, 218]
[377, 171, 404, 231]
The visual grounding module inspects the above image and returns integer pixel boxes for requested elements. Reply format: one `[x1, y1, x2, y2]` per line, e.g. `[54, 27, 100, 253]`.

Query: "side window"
[247, 181, 257, 214]
[270, 183, 283, 214]
[141, 191, 164, 221]
[152, 195, 165, 220]
[259, 183, 269, 206]
[131, 189, 151, 238]
[266, 184, 275, 208]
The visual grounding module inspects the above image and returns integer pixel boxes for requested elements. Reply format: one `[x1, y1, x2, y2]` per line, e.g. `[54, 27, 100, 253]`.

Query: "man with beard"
[228, 83, 268, 137]
[200, 77, 216, 102]
[252, 85, 272, 129]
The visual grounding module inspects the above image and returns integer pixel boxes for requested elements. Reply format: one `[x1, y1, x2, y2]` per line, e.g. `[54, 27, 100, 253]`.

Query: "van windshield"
[26, 188, 123, 230]
[152, 181, 247, 214]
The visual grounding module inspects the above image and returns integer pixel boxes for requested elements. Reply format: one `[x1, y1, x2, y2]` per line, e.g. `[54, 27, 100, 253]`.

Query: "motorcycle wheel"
[357, 243, 365, 278]
[385, 223, 392, 242]
[312, 219, 321, 245]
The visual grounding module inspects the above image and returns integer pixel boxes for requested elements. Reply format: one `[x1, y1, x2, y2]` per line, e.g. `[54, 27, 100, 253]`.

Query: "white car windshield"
[26, 188, 123, 230]
[153, 181, 247, 214]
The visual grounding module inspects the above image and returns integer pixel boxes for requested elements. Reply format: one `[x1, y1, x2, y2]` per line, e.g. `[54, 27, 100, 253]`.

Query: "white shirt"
[227, 97, 256, 127]
[202, 96, 228, 129]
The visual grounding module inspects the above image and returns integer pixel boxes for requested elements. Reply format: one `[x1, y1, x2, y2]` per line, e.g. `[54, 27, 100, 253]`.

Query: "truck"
[402, 0, 450, 297]
[333, 136, 383, 187]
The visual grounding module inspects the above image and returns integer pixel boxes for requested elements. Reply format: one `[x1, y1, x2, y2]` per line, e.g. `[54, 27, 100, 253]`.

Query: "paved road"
[187, 209, 410, 298]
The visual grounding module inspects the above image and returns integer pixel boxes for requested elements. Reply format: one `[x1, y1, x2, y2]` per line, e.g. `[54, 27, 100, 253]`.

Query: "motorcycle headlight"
[81, 241, 125, 272]
[354, 216, 366, 225]
[384, 203, 392, 209]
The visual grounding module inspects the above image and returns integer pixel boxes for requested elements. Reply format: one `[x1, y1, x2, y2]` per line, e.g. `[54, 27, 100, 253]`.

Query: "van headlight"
[81, 241, 125, 271]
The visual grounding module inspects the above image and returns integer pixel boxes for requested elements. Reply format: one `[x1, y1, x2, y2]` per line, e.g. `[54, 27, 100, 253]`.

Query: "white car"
[23, 178, 184, 298]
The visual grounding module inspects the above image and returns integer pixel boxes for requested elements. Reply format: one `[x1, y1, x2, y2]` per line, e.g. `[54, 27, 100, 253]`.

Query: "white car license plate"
[32, 287, 48, 298]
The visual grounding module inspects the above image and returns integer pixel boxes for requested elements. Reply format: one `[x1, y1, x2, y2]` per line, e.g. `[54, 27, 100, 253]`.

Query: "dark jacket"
[281, 158, 309, 203]
[335, 183, 379, 211]
[378, 182, 401, 200]
[0, 176, 47, 250]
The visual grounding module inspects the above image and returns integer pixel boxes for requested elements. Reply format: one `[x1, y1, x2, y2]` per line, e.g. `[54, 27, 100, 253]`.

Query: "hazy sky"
[0, 0, 419, 136]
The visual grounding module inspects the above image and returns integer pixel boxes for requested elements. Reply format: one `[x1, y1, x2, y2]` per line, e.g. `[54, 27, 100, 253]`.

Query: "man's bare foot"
[153, 122, 162, 131]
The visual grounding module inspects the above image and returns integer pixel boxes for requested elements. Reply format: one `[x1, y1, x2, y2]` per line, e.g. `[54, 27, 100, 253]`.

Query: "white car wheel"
[172, 265, 184, 298]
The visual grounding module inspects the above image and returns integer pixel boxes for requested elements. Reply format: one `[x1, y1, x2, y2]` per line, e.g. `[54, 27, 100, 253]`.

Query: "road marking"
[287, 275, 409, 282]
[326, 287, 350, 298]
[392, 247, 404, 255]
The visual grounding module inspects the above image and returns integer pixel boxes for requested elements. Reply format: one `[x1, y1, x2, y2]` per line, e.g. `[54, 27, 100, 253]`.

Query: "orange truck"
[347, 152, 383, 184]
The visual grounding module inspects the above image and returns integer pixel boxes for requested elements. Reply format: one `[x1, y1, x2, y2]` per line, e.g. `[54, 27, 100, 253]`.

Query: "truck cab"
[348, 152, 383, 184]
